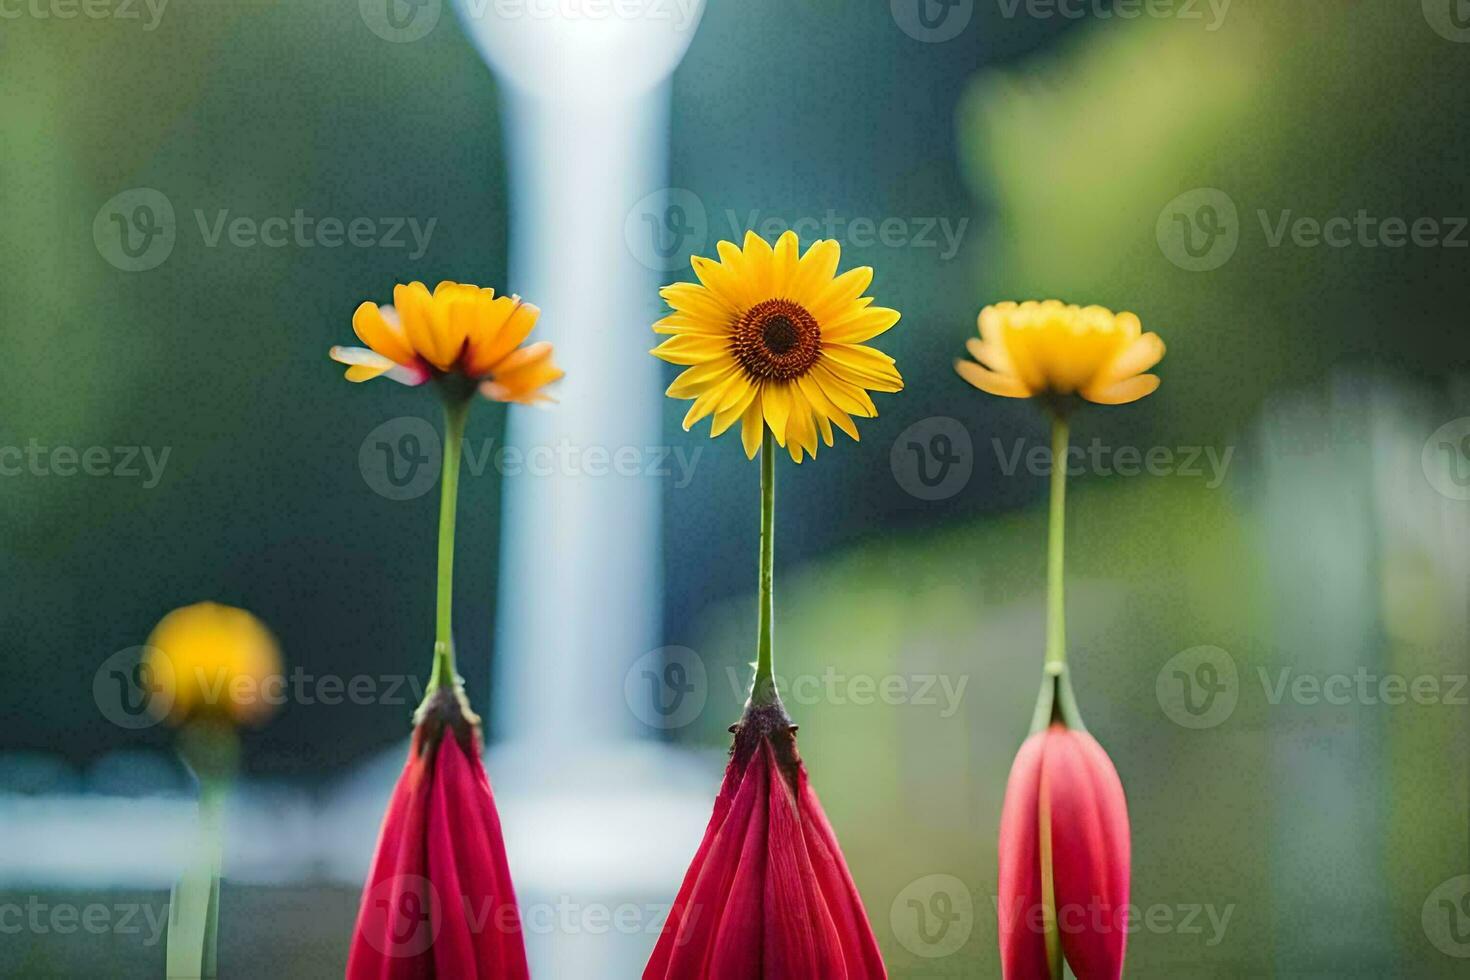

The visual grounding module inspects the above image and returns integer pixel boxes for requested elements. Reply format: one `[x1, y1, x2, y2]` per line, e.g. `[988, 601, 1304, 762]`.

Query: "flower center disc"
[732, 299, 821, 382]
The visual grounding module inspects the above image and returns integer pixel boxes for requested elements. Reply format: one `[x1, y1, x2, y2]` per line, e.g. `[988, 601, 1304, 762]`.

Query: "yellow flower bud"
[143, 602, 282, 727]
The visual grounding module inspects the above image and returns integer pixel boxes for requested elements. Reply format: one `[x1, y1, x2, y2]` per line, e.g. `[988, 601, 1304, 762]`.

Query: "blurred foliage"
[960, 0, 1470, 439]
[0, 0, 512, 771]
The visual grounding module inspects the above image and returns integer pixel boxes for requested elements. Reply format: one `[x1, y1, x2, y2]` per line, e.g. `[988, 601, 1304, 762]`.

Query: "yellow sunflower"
[651, 231, 903, 463]
[955, 300, 1164, 406]
[330, 280, 563, 404]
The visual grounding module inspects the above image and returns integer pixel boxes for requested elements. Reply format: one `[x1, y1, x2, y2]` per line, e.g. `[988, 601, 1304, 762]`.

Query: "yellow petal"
[956, 358, 1032, 398]
[740, 396, 764, 458]
[741, 231, 775, 298]
[651, 333, 731, 366]
[1082, 373, 1160, 405]
[465, 297, 538, 376]
[710, 383, 759, 437]
[770, 230, 799, 297]
[786, 239, 841, 308]
[660, 282, 735, 323]
[808, 265, 873, 324]
[821, 306, 900, 345]
[761, 380, 791, 446]
[1095, 332, 1165, 387]
[667, 357, 739, 399]
[821, 344, 904, 392]
[352, 303, 416, 364]
[330, 345, 396, 383]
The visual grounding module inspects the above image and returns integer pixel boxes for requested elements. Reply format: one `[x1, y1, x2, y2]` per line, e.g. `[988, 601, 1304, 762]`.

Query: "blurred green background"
[2, 0, 1469, 976]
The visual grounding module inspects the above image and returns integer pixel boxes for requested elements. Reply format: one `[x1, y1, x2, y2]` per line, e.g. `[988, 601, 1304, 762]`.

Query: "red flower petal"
[996, 724, 1131, 980]
[1046, 728, 1129, 980]
[646, 705, 886, 979]
[997, 731, 1050, 980]
[347, 729, 529, 979]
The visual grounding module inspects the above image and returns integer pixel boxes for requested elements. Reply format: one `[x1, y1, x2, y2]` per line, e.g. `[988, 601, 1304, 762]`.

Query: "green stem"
[1030, 413, 1084, 733]
[751, 428, 777, 706]
[428, 396, 470, 693]
[1044, 415, 1069, 671]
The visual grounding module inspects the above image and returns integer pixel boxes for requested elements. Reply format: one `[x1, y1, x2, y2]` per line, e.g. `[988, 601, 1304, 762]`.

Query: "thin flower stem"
[752, 428, 777, 706]
[1044, 415, 1069, 671]
[429, 396, 471, 692]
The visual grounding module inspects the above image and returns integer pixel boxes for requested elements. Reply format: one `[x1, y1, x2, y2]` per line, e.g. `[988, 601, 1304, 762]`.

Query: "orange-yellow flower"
[956, 300, 1164, 406]
[143, 602, 282, 727]
[330, 280, 563, 404]
[651, 231, 903, 463]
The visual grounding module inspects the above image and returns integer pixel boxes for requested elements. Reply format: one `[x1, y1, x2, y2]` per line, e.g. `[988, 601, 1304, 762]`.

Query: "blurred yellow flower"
[956, 300, 1164, 406]
[330, 280, 563, 404]
[651, 231, 903, 463]
[144, 602, 282, 726]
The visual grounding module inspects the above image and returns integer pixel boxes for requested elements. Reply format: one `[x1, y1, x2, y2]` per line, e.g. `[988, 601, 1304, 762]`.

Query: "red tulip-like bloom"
[997, 719, 1130, 980]
[347, 688, 529, 979]
[645, 701, 887, 980]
